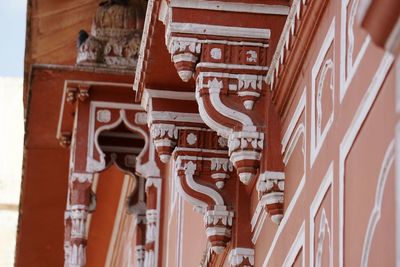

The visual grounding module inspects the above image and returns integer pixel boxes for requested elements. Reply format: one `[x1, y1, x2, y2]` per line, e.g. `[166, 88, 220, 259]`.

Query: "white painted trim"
[357, 0, 373, 22]
[86, 102, 145, 172]
[174, 161, 208, 208]
[282, 88, 306, 153]
[310, 162, 334, 267]
[170, 0, 289, 15]
[262, 174, 306, 267]
[65, 80, 132, 88]
[178, 197, 184, 267]
[251, 211, 267, 244]
[206, 77, 254, 126]
[361, 140, 395, 267]
[310, 18, 335, 167]
[396, 60, 400, 113]
[339, 52, 393, 267]
[142, 88, 196, 111]
[339, 0, 371, 102]
[133, 0, 155, 93]
[169, 36, 269, 48]
[168, 22, 271, 40]
[197, 62, 269, 71]
[148, 111, 204, 125]
[105, 174, 131, 267]
[385, 18, 400, 54]
[145, 177, 162, 267]
[196, 92, 232, 137]
[265, 0, 305, 87]
[282, 221, 305, 267]
[396, 122, 400, 267]
[181, 160, 225, 205]
[283, 123, 305, 166]
[173, 147, 228, 156]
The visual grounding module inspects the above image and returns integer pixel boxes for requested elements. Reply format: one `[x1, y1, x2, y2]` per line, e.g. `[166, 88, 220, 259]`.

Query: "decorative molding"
[167, 23, 271, 40]
[172, 128, 234, 254]
[310, 18, 335, 166]
[339, 52, 393, 267]
[169, 0, 289, 15]
[266, 0, 308, 89]
[141, 88, 196, 111]
[144, 177, 162, 267]
[148, 111, 204, 125]
[310, 163, 333, 267]
[262, 175, 306, 267]
[86, 102, 148, 173]
[339, 0, 371, 102]
[228, 248, 255, 267]
[256, 171, 285, 224]
[282, 222, 305, 267]
[150, 123, 178, 163]
[361, 140, 395, 267]
[281, 88, 306, 153]
[76, 1, 144, 68]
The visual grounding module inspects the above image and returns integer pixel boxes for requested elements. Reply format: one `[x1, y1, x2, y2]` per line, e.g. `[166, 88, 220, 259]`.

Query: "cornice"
[266, 0, 330, 115]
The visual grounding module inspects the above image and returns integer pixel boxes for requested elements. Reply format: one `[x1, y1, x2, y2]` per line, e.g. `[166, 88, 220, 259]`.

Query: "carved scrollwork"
[77, 0, 145, 68]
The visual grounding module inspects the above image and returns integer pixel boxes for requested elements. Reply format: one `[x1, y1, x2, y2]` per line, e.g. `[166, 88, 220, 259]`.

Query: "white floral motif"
[186, 133, 197, 145]
[218, 136, 228, 147]
[246, 50, 257, 63]
[210, 48, 222, 60]
[96, 109, 111, 123]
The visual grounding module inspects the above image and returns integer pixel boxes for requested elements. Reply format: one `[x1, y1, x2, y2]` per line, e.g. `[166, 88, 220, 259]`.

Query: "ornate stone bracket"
[165, 28, 269, 186]
[66, 84, 91, 103]
[228, 248, 255, 267]
[150, 123, 178, 163]
[172, 128, 235, 254]
[175, 158, 234, 254]
[256, 171, 285, 224]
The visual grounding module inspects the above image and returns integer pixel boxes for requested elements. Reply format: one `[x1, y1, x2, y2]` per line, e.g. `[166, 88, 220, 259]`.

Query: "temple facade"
[16, 0, 400, 266]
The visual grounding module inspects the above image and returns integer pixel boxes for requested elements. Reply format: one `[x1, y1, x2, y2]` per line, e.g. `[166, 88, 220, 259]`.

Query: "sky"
[0, 0, 27, 77]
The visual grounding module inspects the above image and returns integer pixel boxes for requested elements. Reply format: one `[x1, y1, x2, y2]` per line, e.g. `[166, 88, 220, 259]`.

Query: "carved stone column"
[66, 173, 94, 267]
[134, 214, 147, 267]
[144, 177, 162, 267]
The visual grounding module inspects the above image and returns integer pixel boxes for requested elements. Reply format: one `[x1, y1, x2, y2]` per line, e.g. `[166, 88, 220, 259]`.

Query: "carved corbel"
[165, 33, 269, 185]
[196, 75, 265, 185]
[66, 84, 91, 103]
[60, 132, 72, 148]
[150, 123, 178, 163]
[175, 159, 234, 254]
[256, 171, 285, 224]
[228, 248, 255, 267]
[168, 38, 202, 82]
[172, 128, 234, 254]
